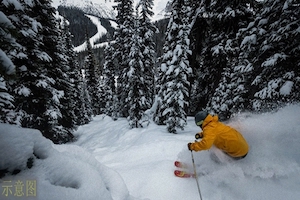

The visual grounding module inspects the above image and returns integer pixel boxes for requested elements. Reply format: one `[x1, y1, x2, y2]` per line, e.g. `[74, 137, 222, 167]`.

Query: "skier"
[188, 111, 249, 160]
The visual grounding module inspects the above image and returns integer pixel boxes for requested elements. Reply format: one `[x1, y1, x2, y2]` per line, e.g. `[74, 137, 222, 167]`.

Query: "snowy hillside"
[1, 104, 300, 199]
[52, 0, 117, 19]
[52, 0, 170, 21]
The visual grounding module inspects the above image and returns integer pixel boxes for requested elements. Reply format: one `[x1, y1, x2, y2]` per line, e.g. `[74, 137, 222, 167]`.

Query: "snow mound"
[0, 123, 133, 200]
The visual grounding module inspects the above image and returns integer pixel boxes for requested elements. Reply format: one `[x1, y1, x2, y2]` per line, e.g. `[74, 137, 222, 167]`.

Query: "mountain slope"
[58, 0, 116, 19]
[52, 0, 171, 21]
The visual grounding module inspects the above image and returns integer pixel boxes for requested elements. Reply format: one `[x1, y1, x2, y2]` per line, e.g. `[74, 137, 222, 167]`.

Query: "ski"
[174, 170, 195, 178]
[174, 161, 195, 178]
[174, 161, 189, 169]
[174, 161, 206, 178]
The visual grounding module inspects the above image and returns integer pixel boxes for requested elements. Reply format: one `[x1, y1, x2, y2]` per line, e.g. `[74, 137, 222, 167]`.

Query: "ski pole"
[191, 151, 203, 200]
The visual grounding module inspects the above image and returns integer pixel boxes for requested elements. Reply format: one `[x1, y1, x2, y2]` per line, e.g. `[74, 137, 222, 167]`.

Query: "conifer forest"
[1, 0, 299, 143]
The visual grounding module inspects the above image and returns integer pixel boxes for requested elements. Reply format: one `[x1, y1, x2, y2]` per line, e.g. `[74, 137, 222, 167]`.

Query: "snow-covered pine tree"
[113, 0, 134, 118]
[0, 0, 19, 123]
[215, 1, 263, 117]
[55, 17, 82, 133]
[137, 0, 157, 109]
[6, 0, 75, 143]
[190, 0, 255, 119]
[81, 77, 93, 123]
[32, 0, 77, 143]
[208, 67, 233, 118]
[189, 1, 227, 112]
[103, 35, 118, 120]
[96, 72, 109, 116]
[188, 1, 210, 114]
[154, 0, 193, 133]
[244, 0, 300, 111]
[125, 8, 150, 128]
[206, 1, 253, 119]
[83, 33, 101, 116]
[0, 76, 14, 123]
[59, 18, 90, 126]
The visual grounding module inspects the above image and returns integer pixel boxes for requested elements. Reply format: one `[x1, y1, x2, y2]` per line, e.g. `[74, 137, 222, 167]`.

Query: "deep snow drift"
[1, 104, 300, 200]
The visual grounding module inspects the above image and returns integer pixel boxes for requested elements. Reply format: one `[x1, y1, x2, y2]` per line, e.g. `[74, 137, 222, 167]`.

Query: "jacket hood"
[202, 114, 218, 128]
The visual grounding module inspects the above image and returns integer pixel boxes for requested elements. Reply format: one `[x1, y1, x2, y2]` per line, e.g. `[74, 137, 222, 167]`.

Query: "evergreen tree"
[60, 18, 90, 126]
[5, 0, 76, 143]
[81, 77, 93, 123]
[137, 0, 157, 108]
[208, 1, 262, 118]
[103, 37, 118, 119]
[154, 0, 193, 133]
[56, 17, 83, 132]
[83, 33, 101, 116]
[113, 0, 134, 118]
[126, 9, 150, 128]
[0, 76, 14, 123]
[0, 0, 19, 123]
[243, 0, 300, 111]
[33, 0, 75, 143]
[96, 73, 108, 115]
[190, 0, 255, 119]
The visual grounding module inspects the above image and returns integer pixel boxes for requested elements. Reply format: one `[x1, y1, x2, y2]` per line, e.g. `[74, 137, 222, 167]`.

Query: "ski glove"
[188, 143, 193, 151]
[195, 132, 203, 140]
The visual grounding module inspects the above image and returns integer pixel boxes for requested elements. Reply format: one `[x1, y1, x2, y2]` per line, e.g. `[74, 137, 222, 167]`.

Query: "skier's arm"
[190, 131, 216, 151]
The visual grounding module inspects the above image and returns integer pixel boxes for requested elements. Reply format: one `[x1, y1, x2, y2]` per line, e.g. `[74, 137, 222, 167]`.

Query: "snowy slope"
[74, 14, 109, 52]
[73, 104, 300, 200]
[73, 15, 117, 52]
[52, 0, 117, 19]
[1, 104, 300, 199]
[53, 0, 170, 51]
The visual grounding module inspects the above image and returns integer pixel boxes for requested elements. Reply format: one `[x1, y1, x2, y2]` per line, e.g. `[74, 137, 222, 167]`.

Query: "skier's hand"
[195, 132, 203, 140]
[187, 143, 193, 151]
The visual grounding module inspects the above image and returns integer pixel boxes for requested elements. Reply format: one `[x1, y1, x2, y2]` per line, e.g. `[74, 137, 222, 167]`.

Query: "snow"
[72, 0, 169, 52]
[14, 85, 31, 97]
[1, 104, 300, 200]
[0, 49, 15, 75]
[109, 20, 118, 29]
[2, 0, 23, 10]
[0, 124, 131, 200]
[240, 34, 257, 48]
[51, 0, 169, 22]
[262, 53, 287, 67]
[280, 80, 293, 96]
[57, 0, 169, 52]
[37, 52, 52, 62]
[0, 11, 12, 24]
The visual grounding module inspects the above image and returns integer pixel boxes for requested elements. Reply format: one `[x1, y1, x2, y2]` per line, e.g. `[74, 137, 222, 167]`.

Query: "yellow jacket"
[190, 114, 249, 158]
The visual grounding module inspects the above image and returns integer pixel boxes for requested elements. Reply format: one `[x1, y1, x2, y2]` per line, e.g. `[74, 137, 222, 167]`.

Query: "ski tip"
[174, 161, 188, 168]
[174, 170, 194, 178]
[174, 161, 181, 167]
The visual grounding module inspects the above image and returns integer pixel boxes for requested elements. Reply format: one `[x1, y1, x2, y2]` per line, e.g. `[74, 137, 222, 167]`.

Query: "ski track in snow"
[74, 14, 108, 52]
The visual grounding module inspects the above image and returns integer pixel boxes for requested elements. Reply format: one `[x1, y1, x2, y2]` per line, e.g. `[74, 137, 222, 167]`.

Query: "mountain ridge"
[56, 0, 169, 69]
[52, 0, 171, 21]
